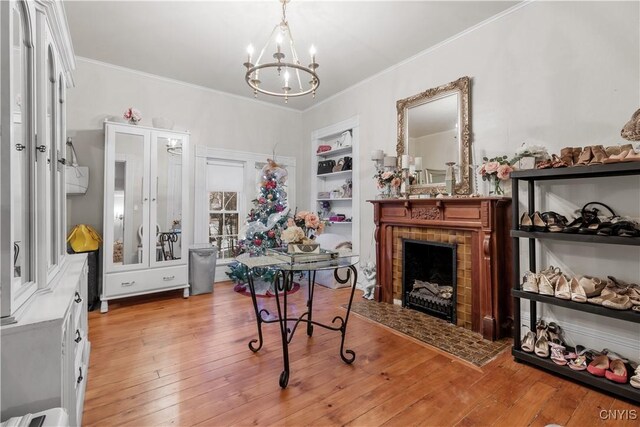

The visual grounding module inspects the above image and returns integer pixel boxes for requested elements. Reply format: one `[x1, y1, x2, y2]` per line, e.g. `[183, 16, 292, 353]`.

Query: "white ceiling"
[64, 1, 517, 111]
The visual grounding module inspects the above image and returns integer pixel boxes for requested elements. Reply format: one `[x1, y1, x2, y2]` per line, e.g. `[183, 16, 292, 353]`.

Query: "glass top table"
[235, 250, 360, 388]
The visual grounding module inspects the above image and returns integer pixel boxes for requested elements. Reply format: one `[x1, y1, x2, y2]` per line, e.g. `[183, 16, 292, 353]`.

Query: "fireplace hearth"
[402, 239, 457, 324]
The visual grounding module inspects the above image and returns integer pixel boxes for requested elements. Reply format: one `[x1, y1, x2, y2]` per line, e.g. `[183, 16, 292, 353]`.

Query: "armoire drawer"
[104, 267, 187, 297]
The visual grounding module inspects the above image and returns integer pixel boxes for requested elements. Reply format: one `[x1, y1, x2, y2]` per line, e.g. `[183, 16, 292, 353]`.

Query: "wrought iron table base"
[245, 265, 358, 388]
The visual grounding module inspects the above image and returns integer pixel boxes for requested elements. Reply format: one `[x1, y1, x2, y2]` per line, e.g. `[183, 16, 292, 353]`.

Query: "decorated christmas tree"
[227, 159, 289, 288]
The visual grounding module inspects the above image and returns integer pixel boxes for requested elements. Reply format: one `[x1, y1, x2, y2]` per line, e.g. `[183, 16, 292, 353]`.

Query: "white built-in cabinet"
[101, 122, 190, 312]
[1, 0, 87, 423]
[310, 117, 360, 255]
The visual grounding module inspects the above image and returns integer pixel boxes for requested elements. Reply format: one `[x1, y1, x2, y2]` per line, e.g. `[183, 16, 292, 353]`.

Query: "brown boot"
[589, 145, 607, 165]
[575, 146, 592, 166]
[605, 145, 621, 157]
[560, 147, 574, 165]
[572, 147, 582, 164]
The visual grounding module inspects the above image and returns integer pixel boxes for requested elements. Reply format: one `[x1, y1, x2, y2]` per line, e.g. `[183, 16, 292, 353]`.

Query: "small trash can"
[189, 245, 217, 295]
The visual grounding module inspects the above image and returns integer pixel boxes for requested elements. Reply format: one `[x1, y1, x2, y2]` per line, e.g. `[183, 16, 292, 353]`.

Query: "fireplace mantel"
[369, 197, 512, 340]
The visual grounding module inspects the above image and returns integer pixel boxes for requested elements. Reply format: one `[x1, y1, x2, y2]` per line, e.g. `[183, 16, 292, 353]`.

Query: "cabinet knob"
[36, 145, 47, 153]
[144, 198, 149, 202]
[15, 144, 26, 151]
[74, 292, 82, 303]
[152, 198, 156, 201]
[75, 330, 82, 343]
[77, 367, 83, 384]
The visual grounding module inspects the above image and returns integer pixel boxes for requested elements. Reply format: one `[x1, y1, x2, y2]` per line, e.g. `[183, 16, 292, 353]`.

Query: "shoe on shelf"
[519, 212, 533, 232]
[521, 330, 536, 353]
[522, 271, 539, 293]
[551, 154, 569, 168]
[532, 212, 547, 232]
[588, 145, 607, 165]
[568, 354, 589, 371]
[560, 147, 574, 166]
[555, 275, 572, 300]
[603, 144, 633, 163]
[536, 319, 548, 339]
[547, 322, 564, 343]
[605, 360, 628, 384]
[578, 276, 606, 298]
[574, 146, 593, 166]
[620, 149, 640, 162]
[630, 365, 640, 389]
[550, 342, 568, 365]
[541, 212, 568, 233]
[538, 274, 555, 296]
[602, 294, 633, 310]
[587, 354, 610, 377]
[570, 277, 587, 303]
[534, 334, 550, 358]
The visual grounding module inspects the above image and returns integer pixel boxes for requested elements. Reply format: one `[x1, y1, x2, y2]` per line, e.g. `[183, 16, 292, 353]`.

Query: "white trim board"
[194, 145, 296, 166]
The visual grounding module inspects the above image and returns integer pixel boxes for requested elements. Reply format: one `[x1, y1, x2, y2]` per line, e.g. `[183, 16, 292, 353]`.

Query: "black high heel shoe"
[532, 212, 547, 232]
[520, 212, 533, 232]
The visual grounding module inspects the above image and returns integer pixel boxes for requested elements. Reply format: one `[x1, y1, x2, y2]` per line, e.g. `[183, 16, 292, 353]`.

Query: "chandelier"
[243, 0, 319, 103]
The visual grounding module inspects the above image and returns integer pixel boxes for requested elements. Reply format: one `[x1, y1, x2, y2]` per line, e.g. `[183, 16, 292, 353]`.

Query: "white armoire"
[101, 122, 190, 312]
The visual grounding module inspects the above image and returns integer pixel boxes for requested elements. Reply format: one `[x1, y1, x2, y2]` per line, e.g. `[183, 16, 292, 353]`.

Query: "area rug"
[346, 300, 510, 367]
[234, 282, 301, 298]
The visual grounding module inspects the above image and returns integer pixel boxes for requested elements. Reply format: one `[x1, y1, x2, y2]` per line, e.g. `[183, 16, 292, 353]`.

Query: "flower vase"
[390, 185, 400, 198]
[378, 183, 391, 199]
[490, 177, 505, 196]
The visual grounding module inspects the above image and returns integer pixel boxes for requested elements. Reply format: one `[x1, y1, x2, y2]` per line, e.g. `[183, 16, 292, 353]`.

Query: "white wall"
[301, 1, 640, 355]
[66, 58, 304, 242]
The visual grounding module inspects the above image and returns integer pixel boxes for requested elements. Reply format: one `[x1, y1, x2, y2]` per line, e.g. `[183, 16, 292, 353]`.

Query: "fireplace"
[402, 239, 457, 324]
[369, 198, 512, 340]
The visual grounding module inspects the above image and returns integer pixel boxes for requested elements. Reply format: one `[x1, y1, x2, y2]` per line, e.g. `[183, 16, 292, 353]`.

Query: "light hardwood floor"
[84, 281, 639, 426]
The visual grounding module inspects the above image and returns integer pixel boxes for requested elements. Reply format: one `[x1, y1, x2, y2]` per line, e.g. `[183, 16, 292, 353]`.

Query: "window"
[206, 161, 244, 260]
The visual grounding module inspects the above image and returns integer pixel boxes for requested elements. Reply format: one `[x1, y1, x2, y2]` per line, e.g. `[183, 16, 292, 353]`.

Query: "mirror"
[155, 137, 183, 262]
[397, 76, 471, 195]
[112, 133, 145, 265]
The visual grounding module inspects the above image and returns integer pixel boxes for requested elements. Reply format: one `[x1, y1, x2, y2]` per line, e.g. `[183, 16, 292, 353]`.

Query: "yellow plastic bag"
[67, 224, 102, 252]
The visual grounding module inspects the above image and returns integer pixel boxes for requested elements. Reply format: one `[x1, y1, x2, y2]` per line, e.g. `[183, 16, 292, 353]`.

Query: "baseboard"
[521, 311, 639, 357]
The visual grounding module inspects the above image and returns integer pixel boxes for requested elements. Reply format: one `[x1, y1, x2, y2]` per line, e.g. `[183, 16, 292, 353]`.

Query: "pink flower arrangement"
[478, 155, 515, 195]
[123, 107, 142, 124]
[374, 168, 402, 188]
[478, 155, 514, 182]
[285, 209, 327, 243]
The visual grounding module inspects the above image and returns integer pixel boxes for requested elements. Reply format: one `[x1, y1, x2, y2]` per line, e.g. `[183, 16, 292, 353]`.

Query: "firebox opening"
[402, 239, 457, 324]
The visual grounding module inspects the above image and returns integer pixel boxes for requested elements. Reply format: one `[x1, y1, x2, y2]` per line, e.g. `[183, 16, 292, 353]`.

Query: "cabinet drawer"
[104, 267, 187, 298]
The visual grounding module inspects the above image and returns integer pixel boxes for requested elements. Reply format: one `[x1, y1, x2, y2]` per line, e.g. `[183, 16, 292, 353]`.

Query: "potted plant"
[477, 156, 514, 196]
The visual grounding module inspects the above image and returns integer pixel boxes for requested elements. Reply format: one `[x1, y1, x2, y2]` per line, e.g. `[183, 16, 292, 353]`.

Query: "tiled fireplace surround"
[370, 198, 513, 340]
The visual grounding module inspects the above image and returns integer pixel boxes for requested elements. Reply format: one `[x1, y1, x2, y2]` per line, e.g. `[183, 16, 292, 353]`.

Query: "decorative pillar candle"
[383, 156, 397, 168]
[401, 154, 410, 169]
[414, 157, 423, 170]
[371, 149, 384, 161]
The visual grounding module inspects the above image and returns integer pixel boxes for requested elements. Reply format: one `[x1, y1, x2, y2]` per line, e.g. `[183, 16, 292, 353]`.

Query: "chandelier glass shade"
[243, 0, 319, 102]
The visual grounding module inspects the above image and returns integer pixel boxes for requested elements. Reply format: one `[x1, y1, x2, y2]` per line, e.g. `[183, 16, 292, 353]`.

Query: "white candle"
[409, 165, 416, 174]
[383, 156, 397, 168]
[414, 157, 423, 170]
[246, 44, 254, 64]
[401, 155, 410, 169]
[371, 149, 384, 161]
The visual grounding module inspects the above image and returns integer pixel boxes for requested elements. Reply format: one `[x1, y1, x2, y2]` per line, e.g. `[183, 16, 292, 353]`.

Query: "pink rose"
[381, 171, 393, 180]
[496, 164, 513, 180]
[305, 213, 320, 229]
[295, 211, 310, 220]
[476, 164, 486, 176]
[484, 161, 500, 174]
[391, 177, 402, 188]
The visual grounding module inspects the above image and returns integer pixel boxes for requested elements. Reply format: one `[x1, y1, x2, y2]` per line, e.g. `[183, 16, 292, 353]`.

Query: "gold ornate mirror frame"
[396, 76, 471, 195]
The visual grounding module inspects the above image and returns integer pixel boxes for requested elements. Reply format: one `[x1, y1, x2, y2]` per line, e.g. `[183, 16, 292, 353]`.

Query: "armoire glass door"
[151, 133, 186, 266]
[109, 129, 149, 270]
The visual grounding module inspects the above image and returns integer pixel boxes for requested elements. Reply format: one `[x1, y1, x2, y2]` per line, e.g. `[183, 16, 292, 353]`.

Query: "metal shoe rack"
[510, 161, 640, 403]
